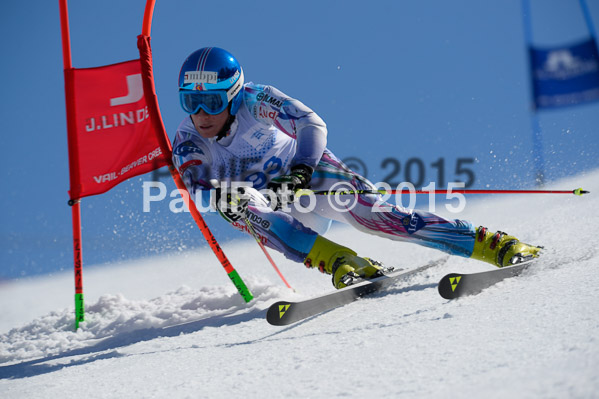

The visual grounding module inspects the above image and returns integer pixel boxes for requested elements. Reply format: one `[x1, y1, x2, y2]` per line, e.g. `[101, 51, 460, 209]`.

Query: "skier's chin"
[197, 126, 218, 138]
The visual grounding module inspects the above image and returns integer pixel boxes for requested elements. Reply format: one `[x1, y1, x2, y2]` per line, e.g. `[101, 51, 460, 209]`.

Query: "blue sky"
[1, 0, 598, 279]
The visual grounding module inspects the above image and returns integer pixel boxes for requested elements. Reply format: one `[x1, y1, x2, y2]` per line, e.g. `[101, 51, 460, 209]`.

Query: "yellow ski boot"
[304, 235, 385, 289]
[470, 226, 542, 267]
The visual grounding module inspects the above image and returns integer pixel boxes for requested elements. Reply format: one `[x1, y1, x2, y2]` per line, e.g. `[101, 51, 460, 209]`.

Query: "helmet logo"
[184, 71, 218, 84]
[229, 70, 240, 84]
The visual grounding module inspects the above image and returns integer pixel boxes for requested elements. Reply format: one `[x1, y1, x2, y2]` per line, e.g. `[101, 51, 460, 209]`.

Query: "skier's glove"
[214, 185, 250, 223]
[267, 164, 313, 210]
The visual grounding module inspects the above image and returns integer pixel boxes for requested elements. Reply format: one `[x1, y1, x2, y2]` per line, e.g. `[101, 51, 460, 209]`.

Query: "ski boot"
[304, 235, 387, 289]
[470, 226, 542, 267]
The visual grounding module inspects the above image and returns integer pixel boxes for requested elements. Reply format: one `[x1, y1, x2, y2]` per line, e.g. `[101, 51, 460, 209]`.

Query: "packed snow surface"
[1, 170, 598, 398]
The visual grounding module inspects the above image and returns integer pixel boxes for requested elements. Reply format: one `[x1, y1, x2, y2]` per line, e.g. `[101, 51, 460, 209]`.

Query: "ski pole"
[210, 180, 293, 291]
[300, 188, 589, 196]
[244, 216, 294, 291]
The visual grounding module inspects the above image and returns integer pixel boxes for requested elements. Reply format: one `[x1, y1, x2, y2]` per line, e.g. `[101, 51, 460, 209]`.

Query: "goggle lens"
[180, 91, 228, 115]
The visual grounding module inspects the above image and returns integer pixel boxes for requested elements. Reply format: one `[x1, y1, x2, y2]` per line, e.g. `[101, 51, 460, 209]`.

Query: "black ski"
[266, 257, 447, 326]
[437, 259, 537, 300]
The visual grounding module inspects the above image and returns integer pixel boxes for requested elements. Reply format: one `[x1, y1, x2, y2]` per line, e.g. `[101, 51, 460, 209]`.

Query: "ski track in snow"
[1, 170, 598, 398]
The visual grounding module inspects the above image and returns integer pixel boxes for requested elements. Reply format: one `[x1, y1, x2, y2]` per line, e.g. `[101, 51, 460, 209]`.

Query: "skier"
[172, 47, 541, 289]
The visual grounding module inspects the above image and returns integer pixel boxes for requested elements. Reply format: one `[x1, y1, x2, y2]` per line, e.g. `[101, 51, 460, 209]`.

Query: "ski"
[437, 259, 537, 300]
[266, 257, 447, 326]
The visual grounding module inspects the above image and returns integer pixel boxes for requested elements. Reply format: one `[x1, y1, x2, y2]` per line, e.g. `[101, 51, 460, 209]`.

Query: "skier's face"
[190, 107, 229, 139]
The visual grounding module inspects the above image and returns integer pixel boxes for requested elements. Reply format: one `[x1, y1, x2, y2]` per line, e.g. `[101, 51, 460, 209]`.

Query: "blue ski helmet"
[178, 47, 244, 115]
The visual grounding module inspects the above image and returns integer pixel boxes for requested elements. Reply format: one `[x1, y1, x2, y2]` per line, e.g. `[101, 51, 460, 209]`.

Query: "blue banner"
[530, 38, 599, 109]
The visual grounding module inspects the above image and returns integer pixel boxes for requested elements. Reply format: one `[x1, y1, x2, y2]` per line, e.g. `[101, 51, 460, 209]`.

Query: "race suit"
[172, 82, 476, 263]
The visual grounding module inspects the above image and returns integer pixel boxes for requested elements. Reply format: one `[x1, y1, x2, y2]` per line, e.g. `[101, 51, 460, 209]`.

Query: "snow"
[1, 170, 598, 398]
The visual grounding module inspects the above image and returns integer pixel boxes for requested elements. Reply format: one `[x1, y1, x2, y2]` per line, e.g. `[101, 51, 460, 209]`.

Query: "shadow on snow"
[0, 307, 266, 380]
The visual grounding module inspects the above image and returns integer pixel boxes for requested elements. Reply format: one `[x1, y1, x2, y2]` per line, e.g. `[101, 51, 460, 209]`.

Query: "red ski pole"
[307, 188, 589, 196]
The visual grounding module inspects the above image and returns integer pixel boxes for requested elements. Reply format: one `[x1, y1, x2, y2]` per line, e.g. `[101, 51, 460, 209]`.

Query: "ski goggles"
[179, 90, 229, 115]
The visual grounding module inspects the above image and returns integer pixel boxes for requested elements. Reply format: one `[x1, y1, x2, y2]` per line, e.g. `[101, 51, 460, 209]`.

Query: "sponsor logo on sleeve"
[174, 141, 205, 157]
[256, 92, 284, 108]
